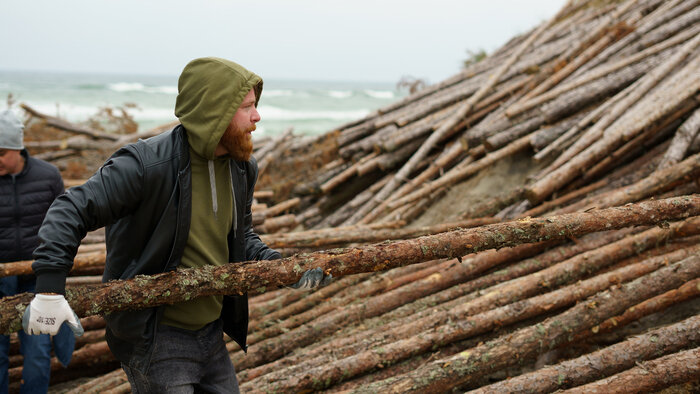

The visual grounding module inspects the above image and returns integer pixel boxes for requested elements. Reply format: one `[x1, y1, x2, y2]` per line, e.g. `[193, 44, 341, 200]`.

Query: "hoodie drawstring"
[208, 160, 218, 218]
[208, 160, 237, 231]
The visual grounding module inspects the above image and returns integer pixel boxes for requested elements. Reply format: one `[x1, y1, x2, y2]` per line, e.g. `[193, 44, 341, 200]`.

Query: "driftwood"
[20, 103, 120, 141]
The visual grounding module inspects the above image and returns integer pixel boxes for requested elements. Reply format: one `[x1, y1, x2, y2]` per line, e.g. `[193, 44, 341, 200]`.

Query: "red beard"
[220, 123, 254, 161]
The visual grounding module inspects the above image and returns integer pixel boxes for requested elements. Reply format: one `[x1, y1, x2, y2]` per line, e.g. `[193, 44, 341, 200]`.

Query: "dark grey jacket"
[0, 150, 63, 263]
[33, 125, 280, 369]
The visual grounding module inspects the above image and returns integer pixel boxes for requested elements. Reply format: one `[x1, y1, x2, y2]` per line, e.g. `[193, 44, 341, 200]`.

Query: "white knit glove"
[22, 294, 84, 336]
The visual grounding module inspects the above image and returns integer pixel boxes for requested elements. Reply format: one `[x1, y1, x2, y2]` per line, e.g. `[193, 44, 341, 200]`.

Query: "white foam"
[108, 82, 146, 92]
[107, 82, 177, 95]
[328, 90, 353, 99]
[364, 90, 395, 99]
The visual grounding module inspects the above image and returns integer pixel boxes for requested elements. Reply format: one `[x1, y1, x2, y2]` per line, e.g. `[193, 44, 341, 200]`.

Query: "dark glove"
[290, 267, 332, 290]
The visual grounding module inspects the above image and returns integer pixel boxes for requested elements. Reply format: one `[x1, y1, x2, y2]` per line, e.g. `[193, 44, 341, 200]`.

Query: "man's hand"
[290, 267, 332, 290]
[22, 294, 84, 337]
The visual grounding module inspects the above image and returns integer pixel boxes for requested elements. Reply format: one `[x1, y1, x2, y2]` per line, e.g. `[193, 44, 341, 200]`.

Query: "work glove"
[290, 267, 332, 290]
[22, 294, 84, 337]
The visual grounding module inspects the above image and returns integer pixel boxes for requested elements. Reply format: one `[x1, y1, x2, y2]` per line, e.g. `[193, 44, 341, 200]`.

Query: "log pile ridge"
[5, 0, 700, 392]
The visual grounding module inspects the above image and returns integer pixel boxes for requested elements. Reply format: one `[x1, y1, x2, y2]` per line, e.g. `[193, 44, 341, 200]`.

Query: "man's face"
[217, 89, 260, 160]
[0, 149, 23, 176]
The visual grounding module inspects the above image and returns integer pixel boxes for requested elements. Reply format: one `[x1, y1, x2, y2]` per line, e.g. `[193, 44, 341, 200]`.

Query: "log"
[358, 141, 469, 224]
[1, 199, 698, 338]
[232, 241, 554, 372]
[562, 347, 700, 394]
[658, 106, 700, 170]
[24, 136, 105, 151]
[571, 0, 691, 76]
[245, 228, 639, 382]
[9, 341, 116, 383]
[346, 12, 557, 225]
[553, 151, 700, 214]
[255, 214, 296, 234]
[353, 254, 700, 393]
[532, 78, 639, 163]
[472, 313, 700, 393]
[32, 149, 79, 162]
[507, 24, 699, 117]
[527, 44, 700, 203]
[577, 276, 700, 344]
[387, 133, 532, 210]
[245, 259, 450, 346]
[248, 244, 698, 392]
[260, 197, 300, 218]
[0, 251, 106, 278]
[276, 220, 699, 380]
[65, 368, 128, 394]
[577, 101, 690, 184]
[262, 218, 498, 249]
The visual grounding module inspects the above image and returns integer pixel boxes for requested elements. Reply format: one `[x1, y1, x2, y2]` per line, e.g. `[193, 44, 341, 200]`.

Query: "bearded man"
[22, 57, 330, 393]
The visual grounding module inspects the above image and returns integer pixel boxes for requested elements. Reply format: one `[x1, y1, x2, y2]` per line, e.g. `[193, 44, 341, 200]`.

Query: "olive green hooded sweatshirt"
[161, 57, 262, 330]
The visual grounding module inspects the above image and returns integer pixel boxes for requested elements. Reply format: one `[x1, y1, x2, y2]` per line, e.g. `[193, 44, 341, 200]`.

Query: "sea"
[0, 70, 407, 139]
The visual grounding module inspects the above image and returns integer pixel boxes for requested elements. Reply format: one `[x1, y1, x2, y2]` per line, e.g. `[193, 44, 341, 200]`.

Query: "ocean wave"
[364, 90, 395, 99]
[327, 90, 353, 99]
[27, 102, 174, 123]
[107, 82, 178, 95]
[258, 105, 369, 121]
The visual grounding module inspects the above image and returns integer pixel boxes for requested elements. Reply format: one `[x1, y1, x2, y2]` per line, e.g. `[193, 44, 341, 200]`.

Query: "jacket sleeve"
[244, 157, 281, 261]
[32, 147, 145, 294]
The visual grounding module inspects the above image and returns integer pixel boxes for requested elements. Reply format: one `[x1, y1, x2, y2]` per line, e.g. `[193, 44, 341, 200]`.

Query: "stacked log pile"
[3, 0, 700, 392]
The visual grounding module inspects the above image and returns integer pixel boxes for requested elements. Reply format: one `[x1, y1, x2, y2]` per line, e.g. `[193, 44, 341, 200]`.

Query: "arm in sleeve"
[32, 147, 145, 294]
[244, 158, 281, 261]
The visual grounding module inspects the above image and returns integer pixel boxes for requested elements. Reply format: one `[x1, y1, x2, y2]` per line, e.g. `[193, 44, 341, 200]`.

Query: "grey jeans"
[122, 319, 240, 393]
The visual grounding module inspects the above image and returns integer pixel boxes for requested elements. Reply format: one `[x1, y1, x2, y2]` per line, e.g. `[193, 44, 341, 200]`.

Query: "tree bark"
[353, 254, 700, 393]
[472, 313, 700, 394]
[1, 196, 697, 335]
[261, 218, 498, 249]
[553, 151, 700, 214]
[244, 244, 698, 392]
[526, 38, 700, 203]
[562, 347, 700, 394]
[658, 106, 700, 170]
[575, 277, 700, 343]
[0, 251, 106, 278]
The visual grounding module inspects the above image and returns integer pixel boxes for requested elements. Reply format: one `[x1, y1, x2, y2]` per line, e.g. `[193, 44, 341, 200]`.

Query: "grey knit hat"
[0, 110, 24, 150]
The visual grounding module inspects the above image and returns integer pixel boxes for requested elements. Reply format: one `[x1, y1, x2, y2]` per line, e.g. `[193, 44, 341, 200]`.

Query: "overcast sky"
[1, 0, 568, 84]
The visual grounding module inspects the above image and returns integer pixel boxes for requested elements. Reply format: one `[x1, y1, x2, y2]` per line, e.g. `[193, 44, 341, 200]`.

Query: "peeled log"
[0, 195, 698, 335]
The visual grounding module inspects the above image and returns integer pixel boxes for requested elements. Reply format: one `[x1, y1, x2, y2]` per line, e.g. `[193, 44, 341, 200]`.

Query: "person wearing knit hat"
[0, 110, 25, 176]
[0, 109, 76, 393]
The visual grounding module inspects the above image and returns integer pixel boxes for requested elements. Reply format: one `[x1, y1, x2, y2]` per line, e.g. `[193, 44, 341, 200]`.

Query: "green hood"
[175, 57, 262, 160]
